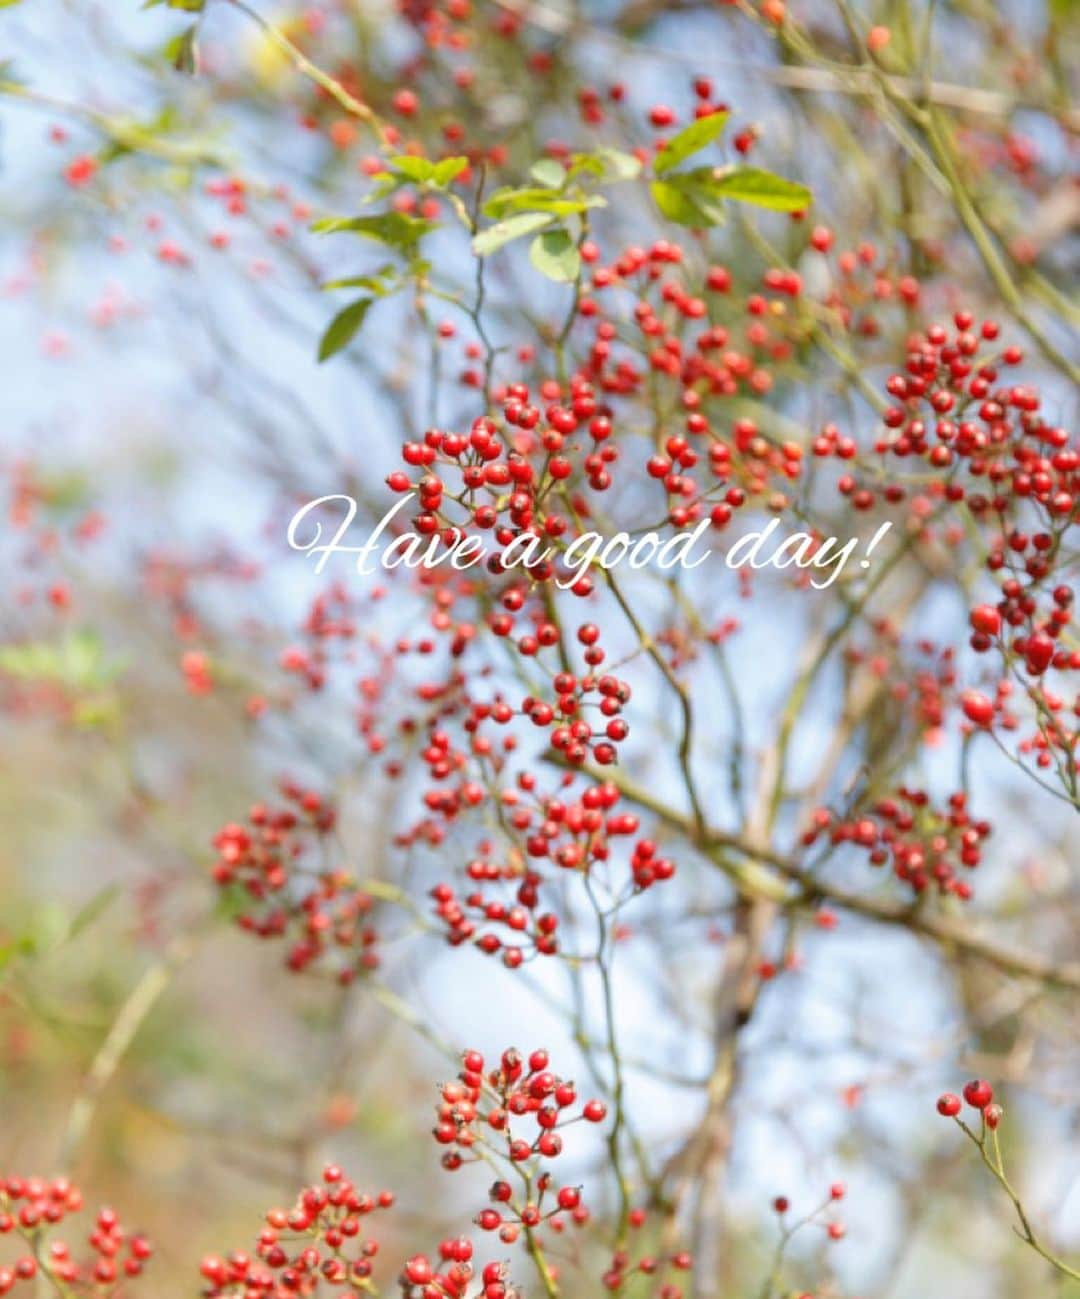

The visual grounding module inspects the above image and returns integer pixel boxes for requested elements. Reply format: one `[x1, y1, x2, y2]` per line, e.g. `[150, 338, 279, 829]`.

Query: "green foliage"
[0, 630, 125, 693]
[651, 166, 811, 226]
[0, 631, 125, 729]
[311, 212, 434, 249]
[482, 186, 604, 221]
[528, 228, 580, 282]
[317, 298, 374, 362]
[321, 262, 400, 293]
[0, 887, 122, 982]
[380, 154, 468, 188]
[472, 147, 640, 282]
[473, 210, 555, 256]
[568, 148, 643, 182]
[312, 208, 437, 360]
[653, 111, 730, 175]
[707, 168, 814, 211]
[645, 112, 810, 226]
[165, 23, 199, 75]
[651, 171, 729, 227]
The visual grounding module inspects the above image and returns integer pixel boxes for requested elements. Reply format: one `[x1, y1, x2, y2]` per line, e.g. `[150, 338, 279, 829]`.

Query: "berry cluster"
[803, 788, 991, 899]
[402, 1243, 516, 1299]
[211, 784, 379, 981]
[433, 1048, 605, 1240]
[937, 1078, 1002, 1130]
[199, 1165, 393, 1298]
[429, 775, 674, 966]
[0, 1178, 151, 1294]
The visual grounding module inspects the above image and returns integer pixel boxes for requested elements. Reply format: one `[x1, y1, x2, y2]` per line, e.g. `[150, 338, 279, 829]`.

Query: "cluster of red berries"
[433, 1048, 604, 1234]
[199, 1165, 393, 1298]
[967, 591, 1075, 673]
[210, 784, 379, 981]
[428, 775, 674, 964]
[430, 873, 559, 968]
[0, 1178, 151, 1294]
[937, 1079, 1003, 1129]
[402, 1244, 516, 1299]
[802, 788, 990, 899]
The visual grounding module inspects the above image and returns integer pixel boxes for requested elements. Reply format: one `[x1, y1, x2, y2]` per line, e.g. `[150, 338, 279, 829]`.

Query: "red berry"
[969, 605, 1000, 637]
[960, 691, 994, 728]
[962, 1078, 993, 1110]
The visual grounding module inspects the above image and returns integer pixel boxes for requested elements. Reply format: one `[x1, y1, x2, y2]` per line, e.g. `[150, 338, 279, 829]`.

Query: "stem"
[59, 932, 198, 1172]
[224, 0, 392, 150]
[958, 1119, 1080, 1283]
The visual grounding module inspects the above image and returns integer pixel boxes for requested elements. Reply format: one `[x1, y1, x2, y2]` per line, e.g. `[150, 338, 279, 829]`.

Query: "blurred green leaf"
[530, 158, 567, 187]
[165, 23, 199, 74]
[0, 630, 126, 691]
[482, 186, 605, 220]
[652, 166, 810, 225]
[528, 228, 580, 282]
[317, 298, 373, 361]
[473, 211, 553, 257]
[385, 155, 468, 188]
[312, 212, 433, 250]
[569, 147, 643, 182]
[653, 111, 730, 175]
[321, 262, 398, 294]
[651, 172, 727, 227]
[709, 167, 812, 211]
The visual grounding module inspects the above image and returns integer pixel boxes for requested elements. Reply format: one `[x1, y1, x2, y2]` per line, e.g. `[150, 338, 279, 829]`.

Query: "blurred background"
[1, 1, 1078, 1296]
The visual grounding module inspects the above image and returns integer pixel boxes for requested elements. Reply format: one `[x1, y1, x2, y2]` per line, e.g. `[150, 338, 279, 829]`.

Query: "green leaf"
[0, 1, 27, 8]
[528, 228, 580, 282]
[568, 147, 643, 182]
[387, 154, 467, 187]
[321, 262, 398, 294]
[311, 212, 433, 250]
[166, 23, 199, 74]
[530, 158, 567, 188]
[709, 167, 812, 211]
[482, 186, 605, 220]
[431, 156, 468, 186]
[653, 111, 730, 175]
[650, 174, 726, 228]
[473, 210, 554, 257]
[317, 298, 373, 362]
[0, 631, 124, 691]
[652, 166, 811, 226]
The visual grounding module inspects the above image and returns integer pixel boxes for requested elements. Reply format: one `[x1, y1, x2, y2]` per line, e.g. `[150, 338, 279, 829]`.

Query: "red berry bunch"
[210, 783, 379, 981]
[803, 788, 991, 899]
[432, 1048, 605, 1240]
[199, 1165, 393, 1298]
[401, 1241, 519, 1298]
[937, 1079, 1004, 1133]
[429, 775, 674, 966]
[0, 1177, 151, 1294]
